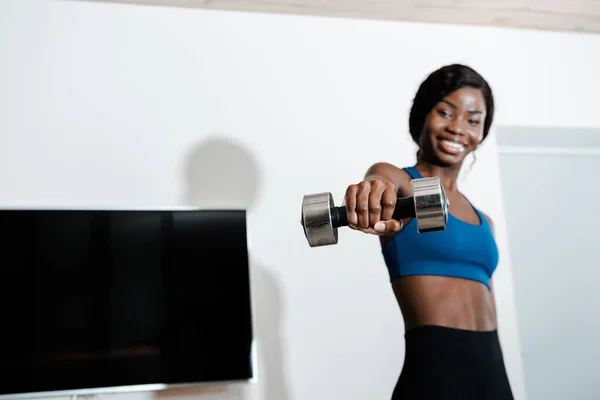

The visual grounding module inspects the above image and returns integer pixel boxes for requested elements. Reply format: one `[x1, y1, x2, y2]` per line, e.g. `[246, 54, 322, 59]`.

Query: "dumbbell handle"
[329, 196, 417, 228]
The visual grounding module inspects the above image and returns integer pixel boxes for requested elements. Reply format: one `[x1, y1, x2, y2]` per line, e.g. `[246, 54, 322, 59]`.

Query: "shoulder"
[365, 162, 413, 195]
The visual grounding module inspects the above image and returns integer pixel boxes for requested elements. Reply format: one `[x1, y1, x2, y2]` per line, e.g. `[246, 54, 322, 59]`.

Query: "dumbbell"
[300, 177, 449, 247]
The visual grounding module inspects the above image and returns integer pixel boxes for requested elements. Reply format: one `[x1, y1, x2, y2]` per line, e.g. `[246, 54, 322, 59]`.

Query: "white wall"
[1, 0, 599, 399]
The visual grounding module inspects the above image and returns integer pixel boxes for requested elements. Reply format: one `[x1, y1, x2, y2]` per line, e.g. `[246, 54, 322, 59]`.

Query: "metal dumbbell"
[300, 177, 449, 247]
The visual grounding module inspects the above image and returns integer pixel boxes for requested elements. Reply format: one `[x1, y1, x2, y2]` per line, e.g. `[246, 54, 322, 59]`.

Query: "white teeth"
[442, 140, 465, 151]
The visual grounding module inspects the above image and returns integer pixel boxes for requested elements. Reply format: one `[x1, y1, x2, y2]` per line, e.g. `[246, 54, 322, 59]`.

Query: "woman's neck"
[413, 160, 462, 193]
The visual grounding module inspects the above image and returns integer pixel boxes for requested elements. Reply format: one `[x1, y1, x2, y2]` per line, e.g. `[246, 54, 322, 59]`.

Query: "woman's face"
[419, 87, 486, 166]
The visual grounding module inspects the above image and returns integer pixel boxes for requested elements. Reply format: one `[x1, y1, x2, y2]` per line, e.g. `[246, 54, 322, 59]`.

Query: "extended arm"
[360, 162, 412, 243]
[364, 162, 404, 187]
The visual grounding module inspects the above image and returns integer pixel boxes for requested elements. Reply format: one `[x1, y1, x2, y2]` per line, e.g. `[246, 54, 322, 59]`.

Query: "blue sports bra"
[381, 167, 499, 290]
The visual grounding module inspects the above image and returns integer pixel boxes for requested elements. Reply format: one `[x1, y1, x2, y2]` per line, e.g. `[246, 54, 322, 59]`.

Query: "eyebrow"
[442, 100, 483, 114]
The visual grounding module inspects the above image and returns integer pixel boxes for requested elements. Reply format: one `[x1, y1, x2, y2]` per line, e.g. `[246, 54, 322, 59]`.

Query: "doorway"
[497, 126, 600, 400]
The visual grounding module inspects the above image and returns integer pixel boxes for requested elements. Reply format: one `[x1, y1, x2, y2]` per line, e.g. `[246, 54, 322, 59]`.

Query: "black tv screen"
[0, 209, 254, 398]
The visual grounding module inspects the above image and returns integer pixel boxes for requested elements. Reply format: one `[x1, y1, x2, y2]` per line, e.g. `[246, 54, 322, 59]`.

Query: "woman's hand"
[343, 179, 403, 236]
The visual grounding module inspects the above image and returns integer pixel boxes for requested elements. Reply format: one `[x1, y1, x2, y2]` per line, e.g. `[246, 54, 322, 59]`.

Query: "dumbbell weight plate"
[301, 192, 339, 247]
[412, 177, 449, 233]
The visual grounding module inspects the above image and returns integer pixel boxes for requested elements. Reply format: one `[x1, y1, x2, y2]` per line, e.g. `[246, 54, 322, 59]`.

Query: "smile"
[439, 139, 466, 154]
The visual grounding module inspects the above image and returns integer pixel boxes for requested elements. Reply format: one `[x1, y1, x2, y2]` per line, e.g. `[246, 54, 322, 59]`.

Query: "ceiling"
[91, 0, 600, 34]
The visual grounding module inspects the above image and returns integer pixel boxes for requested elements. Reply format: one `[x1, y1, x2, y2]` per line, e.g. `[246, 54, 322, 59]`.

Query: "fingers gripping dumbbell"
[300, 177, 449, 247]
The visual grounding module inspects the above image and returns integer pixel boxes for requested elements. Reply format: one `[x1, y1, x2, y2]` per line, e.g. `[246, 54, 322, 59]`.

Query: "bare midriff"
[392, 275, 496, 332]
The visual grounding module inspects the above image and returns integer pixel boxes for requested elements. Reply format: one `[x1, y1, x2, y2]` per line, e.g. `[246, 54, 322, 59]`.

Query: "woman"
[344, 64, 514, 399]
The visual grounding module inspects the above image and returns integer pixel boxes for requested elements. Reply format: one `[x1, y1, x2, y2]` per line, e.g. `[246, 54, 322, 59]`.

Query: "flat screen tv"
[0, 209, 254, 399]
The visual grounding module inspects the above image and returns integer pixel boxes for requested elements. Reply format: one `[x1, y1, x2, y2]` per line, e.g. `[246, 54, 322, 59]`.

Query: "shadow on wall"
[157, 136, 290, 400]
[182, 136, 259, 210]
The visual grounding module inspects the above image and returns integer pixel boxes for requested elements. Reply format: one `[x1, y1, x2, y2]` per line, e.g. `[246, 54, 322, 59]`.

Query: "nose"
[447, 119, 467, 136]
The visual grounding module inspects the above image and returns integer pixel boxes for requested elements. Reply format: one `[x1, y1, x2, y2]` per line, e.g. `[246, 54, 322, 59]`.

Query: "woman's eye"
[469, 120, 481, 125]
[438, 109, 452, 118]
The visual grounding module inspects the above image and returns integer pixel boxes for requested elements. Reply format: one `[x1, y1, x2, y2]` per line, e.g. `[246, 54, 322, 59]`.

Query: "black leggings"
[392, 325, 514, 400]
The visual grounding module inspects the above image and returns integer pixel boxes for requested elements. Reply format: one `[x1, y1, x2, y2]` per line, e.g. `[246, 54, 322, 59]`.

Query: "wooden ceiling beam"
[92, 0, 600, 34]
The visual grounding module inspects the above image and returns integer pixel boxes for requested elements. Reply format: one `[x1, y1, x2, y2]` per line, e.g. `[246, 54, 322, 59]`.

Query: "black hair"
[409, 64, 495, 146]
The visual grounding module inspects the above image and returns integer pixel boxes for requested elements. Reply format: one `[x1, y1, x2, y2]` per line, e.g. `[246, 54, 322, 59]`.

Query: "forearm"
[365, 173, 393, 183]
[364, 162, 400, 186]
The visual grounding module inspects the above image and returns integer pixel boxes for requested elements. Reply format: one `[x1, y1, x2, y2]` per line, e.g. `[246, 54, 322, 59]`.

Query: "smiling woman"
[343, 64, 514, 399]
[409, 65, 495, 168]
